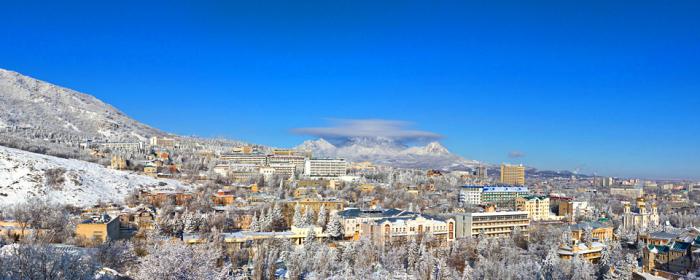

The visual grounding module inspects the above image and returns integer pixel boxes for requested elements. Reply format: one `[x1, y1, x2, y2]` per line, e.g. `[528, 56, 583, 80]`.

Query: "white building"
[304, 158, 347, 177]
[622, 198, 659, 232]
[459, 186, 483, 205]
[220, 153, 268, 166]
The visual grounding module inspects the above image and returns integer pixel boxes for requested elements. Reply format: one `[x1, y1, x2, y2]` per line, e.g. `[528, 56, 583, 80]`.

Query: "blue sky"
[1, 1, 699, 180]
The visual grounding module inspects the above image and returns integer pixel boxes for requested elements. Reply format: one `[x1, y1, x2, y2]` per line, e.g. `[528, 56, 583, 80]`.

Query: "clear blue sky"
[1, 1, 699, 180]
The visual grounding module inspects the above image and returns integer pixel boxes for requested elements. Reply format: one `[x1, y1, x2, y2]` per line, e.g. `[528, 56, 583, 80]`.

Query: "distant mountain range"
[295, 137, 479, 170]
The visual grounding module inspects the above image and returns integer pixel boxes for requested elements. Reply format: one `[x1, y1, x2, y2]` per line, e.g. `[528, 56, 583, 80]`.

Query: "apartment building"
[304, 158, 347, 177]
[515, 195, 550, 221]
[453, 208, 530, 238]
[220, 153, 268, 165]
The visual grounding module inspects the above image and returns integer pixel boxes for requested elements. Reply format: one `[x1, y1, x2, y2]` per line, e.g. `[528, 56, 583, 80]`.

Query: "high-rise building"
[475, 165, 488, 179]
[500, 164, 525, 185]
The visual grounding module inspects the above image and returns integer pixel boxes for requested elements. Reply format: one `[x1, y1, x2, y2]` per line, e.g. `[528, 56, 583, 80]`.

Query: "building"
[453, 208, 530, 238]
[212, 190, 236, 206]
[267, 163, 296, 177]
[559, 241, 606, 263]
[97, 141, 145, 152]
[459, 185, 529, 208]
[267, 154, 307, 172]
[362, 214, 455, 246]
[110, 155, 127, 170]
[459, 186, 483, 205]
[75, 214, 120, 244]
[500, 164, 525, 185]
[149, 136, 175, 148]
[475, 165, 488, 179]
[515, 195, 550, 221]
[568, 220, 614, 242]
[304, 158, 347, 177]
[337, 208, 454, 245]
[610, 187, 644, 199]
[220, 153, 268, 165]
[622, 198, 660, 232]
[213, 163, 260, 179]
[482, 186, 529, 208]
[638, 228, 700, 276]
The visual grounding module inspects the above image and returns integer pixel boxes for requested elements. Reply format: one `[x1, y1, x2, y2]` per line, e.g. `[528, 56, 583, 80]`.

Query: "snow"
[0, 145, 190, 207]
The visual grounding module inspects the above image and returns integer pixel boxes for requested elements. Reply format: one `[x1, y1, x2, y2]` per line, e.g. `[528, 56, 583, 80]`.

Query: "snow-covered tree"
[317, 204, 327, 229]
[292, 204, 304, 228]
[303, 206, 315, 227]
[250, 212, 261, 232]
[327, 213, 344, 239]
[136, 240, 219, 280]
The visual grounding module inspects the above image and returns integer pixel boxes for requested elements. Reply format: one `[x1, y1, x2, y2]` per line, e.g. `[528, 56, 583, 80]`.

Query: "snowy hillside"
[296, 137, 479, 170]
[0, 68, 165, 142]
[0, 145, 190, 207]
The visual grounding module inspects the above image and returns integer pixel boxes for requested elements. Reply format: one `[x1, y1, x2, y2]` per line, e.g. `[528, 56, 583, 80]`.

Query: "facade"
[515, 195, 550, 221]
[304, 158, 347, 177]
[500, 164, 525, 185]
[453, 209, 530, 238]
[267, 163, 296, 177]
[362, 214, 455, 246]
[213, 163, 260, 179]
[622, 198, 660, 232]
[475, 165, 488, 179]
[97, 141, 144, 152]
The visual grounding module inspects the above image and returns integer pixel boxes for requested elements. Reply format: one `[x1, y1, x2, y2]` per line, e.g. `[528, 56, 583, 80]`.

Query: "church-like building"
[622, 197, 659, 232]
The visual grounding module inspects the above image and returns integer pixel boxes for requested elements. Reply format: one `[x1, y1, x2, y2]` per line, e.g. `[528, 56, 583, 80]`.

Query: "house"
[212, 190, 235, 206]
[75, 214, 121, 244]
[569, 220, 614, 243]
[559, 241, 606, 263]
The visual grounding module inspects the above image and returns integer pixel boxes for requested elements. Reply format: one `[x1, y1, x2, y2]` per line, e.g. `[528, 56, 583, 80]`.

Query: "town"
[1, 135, 699, 280]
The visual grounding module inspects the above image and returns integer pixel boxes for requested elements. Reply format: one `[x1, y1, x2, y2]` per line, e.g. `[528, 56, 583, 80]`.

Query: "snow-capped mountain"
[296, 137, 478, 170]
[0, 145, 190, 207]
[0, 68, 165, 141]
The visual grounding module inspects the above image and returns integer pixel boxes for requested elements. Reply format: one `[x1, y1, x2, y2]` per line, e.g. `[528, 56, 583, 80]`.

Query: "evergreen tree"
[292, 203, 303, 228]
[303, 206, 315, 227]
[327, 213, 344, 239]
[249, 212, 260, 232]
[317, 204, 327, 229]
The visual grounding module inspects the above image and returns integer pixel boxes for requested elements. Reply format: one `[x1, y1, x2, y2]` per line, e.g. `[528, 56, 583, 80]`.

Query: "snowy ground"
[0, 145, 190, 207]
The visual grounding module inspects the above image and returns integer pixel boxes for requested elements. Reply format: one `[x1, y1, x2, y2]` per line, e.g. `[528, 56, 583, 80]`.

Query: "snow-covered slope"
[296, 137, 478, 170]
[0, 145, 190, 207]
[0, 68, 164, 141]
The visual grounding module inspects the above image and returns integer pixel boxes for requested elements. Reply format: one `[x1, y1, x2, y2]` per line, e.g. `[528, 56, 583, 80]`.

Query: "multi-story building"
[213, 163, 260, 179]
[267, 154, 307, 172]
[338, 208, 416, 240]
[459, 185, 529, 208]
[622, 198, 660, 232]
[459, 186, 483, 205]
[610, 187, 644, 199]
[149, 136, 175, 148]
[482, 186, 529, 208]
[304, 158, 347, 177]
[515, 195, 550, 221]
[475, 165, 488, 179]
[500, 164, 525, 185]
[220, 153, 268, 165]
[453, 207, 530, 238]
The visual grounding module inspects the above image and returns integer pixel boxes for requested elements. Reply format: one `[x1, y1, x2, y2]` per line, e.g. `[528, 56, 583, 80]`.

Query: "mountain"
[296, 137, 479, 170]
[0, 145, 189, 207]
[0, 68, 165, 142]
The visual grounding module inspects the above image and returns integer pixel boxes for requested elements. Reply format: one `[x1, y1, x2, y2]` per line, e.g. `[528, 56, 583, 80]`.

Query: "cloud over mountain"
[292, 119, 442, 143]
